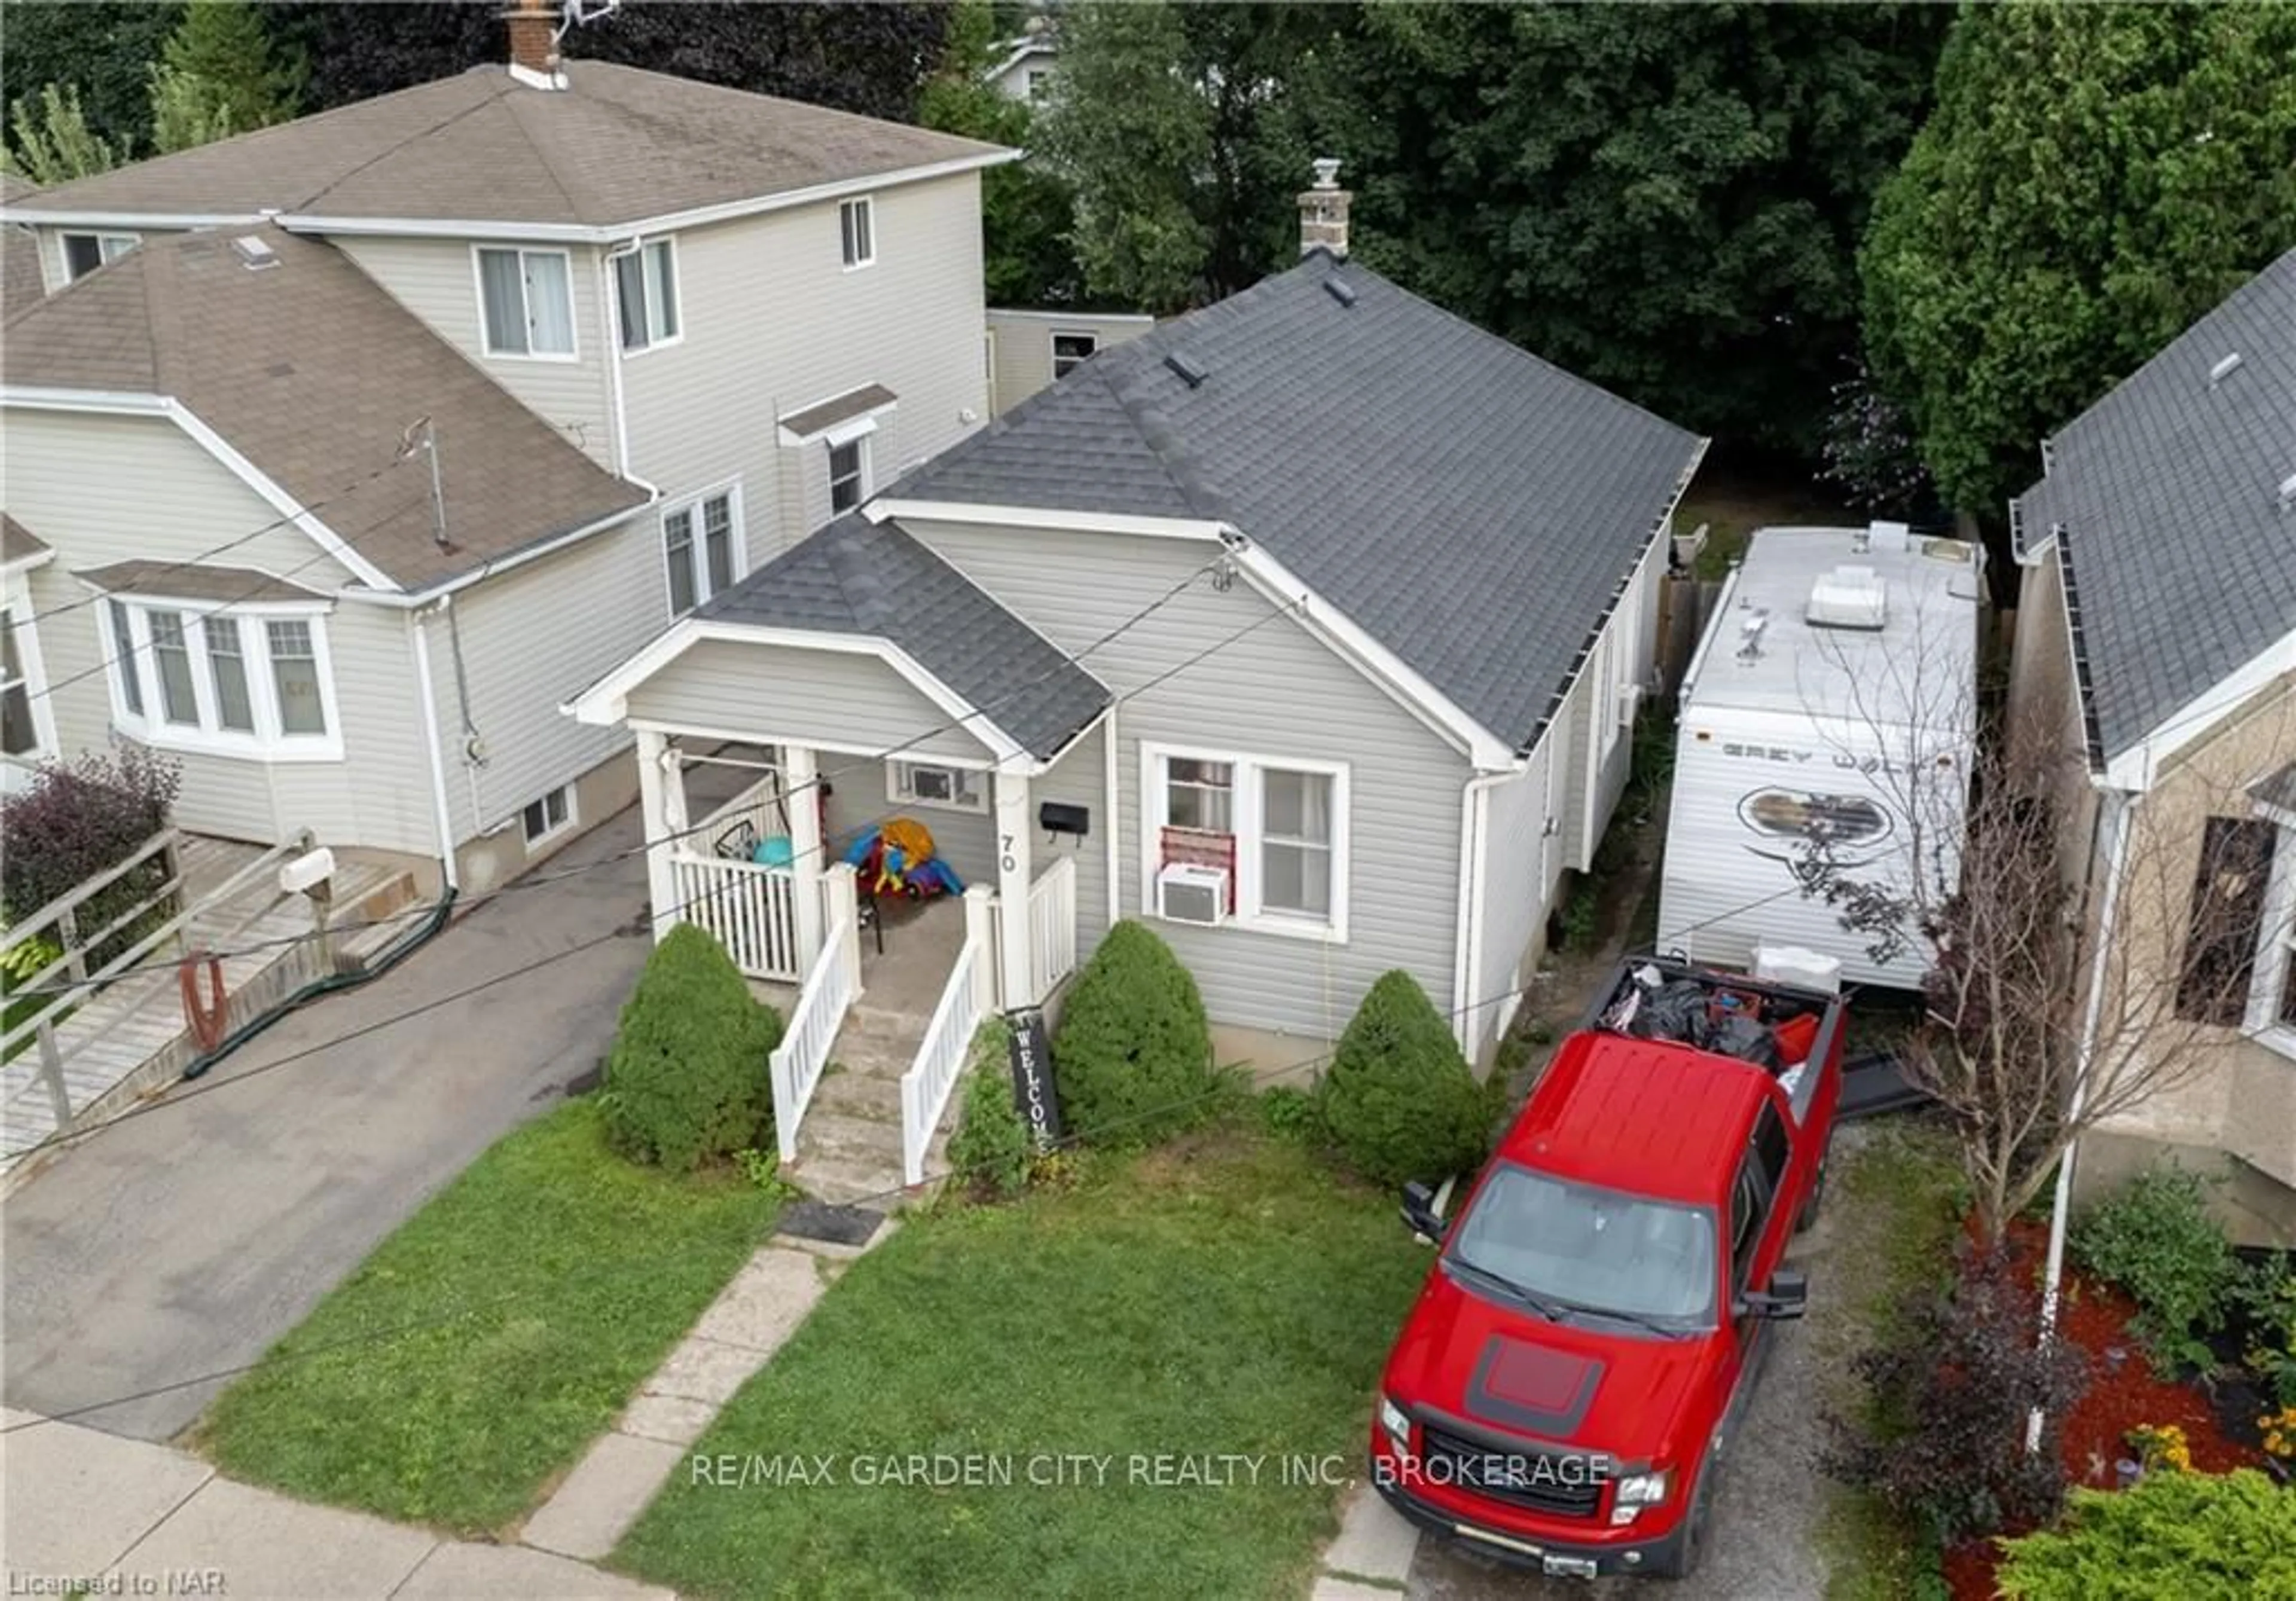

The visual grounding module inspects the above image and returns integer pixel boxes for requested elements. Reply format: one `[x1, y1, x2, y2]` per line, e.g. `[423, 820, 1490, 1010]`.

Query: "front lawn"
[615, 1130, 1427, 1600]
[197, 1096, 781, 1533]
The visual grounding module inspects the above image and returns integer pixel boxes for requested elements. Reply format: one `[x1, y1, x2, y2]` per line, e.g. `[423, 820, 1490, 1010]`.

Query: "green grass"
[615, 1129, 1427, 1600]
[1815, 1119, 1968, 1600]
[197, 1098, 781, 1534]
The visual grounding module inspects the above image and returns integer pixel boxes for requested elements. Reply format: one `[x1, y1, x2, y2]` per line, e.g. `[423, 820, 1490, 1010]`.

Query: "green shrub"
[949, 1023, 1031, 1200]
[600, 925, 784, 1173]
[1050, 919, 1217, 1148]
[1317, 970, 1493, 1187]
[2231, 1252, 2296, 1407]
[2071, 1165, 2236, 1373]
[1257, 1084, 1321, 1143]
[1995, 1469, 2296, 1600]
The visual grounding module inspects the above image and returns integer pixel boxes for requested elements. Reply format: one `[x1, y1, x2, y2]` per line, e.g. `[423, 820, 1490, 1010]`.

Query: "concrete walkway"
[1312, 1485, 1420, 1597]
[0, 1407, 670, 1600]
[2, 803, 661, 1441]
[520, 1223, 886, 1562]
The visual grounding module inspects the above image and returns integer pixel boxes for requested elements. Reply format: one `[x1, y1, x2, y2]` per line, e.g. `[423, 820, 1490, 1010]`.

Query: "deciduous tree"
[2, 84, 126, 184]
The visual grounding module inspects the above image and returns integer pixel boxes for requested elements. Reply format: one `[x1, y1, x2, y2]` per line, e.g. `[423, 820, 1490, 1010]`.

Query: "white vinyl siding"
[475, 246, 576, 359]
[840, 197, 875, 269]
[624, 638, 992, 765]
[615, 239, 680, 352]
[902, 518, 1469, 1041]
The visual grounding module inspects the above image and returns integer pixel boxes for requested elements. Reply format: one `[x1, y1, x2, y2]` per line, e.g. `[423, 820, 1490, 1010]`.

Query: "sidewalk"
[0, 1407, 670, 1600]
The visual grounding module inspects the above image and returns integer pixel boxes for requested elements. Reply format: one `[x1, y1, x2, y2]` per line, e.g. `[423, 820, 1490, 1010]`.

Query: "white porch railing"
[900, 887, 999, 1186]
[670, 854, 799, 982]
[770, 864, 862, 1162]
[1025, 856, 1079, 1000]
[695, 769, 784, 860]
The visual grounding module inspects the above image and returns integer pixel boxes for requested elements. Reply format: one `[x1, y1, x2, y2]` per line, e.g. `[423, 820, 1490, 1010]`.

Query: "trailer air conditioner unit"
[1615, 682, 1644, 730]
[1156, 863, 1229, 925]
[1806, 566, 1888, 630]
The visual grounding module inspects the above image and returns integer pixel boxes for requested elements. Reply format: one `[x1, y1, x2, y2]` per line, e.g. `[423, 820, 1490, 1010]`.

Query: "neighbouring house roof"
[698, 513, 1109, 760]
[3, 63, 1009, 234]
[990, 38, 1058, 80]
[2, 173, 44, 322]
[2, 226, 651, 593]
[75, 560, 326, 606]
[2012, 249, 2296, 765]
[2254, 760, 2296, 818]
[1, 512, 50, 566]
[889, 250, 1706, 753]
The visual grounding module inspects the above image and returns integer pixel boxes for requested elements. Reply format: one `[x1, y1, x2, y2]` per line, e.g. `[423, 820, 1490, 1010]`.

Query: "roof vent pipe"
[2277, 471, 2296, 511]
[2209, 352, 2243, 387]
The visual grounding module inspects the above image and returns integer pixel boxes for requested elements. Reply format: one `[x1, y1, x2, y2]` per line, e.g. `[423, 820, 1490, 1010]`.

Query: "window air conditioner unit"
[1157, 863, 1229, 926]
[1615, 682, 1643, 731]
[909, 765, 957, 802]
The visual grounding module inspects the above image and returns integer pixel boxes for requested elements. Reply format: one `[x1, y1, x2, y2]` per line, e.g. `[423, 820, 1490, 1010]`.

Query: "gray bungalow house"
[569, 175, 1706, 1197]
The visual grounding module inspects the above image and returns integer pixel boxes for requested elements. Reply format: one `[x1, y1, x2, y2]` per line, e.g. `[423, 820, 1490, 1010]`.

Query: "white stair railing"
[900, 887, 998, 1186]
[770, 864, 861, 1162]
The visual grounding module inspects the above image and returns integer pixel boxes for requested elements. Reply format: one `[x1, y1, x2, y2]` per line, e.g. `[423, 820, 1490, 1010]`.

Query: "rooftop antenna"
[399, 417, 450, 552]
[556, 0, 621, 45]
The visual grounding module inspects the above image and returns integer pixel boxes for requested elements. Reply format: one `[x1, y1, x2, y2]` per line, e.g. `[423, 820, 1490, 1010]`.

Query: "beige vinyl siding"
[330, 235, 615, 473]
[320, 603, 439, 856]
[616, 173, 992, 562]
[624, 637, 993, 766]
[1, 408, 381, 846]
[985, 308, 1156, 416]
[430, 519, 661, 838]
[900, 518, 1471, 1043]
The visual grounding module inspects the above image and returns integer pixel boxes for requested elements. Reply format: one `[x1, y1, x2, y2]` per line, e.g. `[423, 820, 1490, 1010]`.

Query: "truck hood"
[1383, 1263, 1718, 1461]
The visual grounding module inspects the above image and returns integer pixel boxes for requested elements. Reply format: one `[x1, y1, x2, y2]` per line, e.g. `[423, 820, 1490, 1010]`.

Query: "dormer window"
[61, 231, 138, 282]
[476, 246, 575, 359]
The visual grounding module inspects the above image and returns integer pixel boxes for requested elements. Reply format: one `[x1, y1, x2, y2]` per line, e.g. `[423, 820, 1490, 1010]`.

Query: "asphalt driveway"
[2, 803, 656, 1443]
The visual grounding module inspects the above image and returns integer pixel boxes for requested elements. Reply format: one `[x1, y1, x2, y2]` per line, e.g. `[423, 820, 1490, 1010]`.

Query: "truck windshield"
[1446, 1163, 1717, 1330]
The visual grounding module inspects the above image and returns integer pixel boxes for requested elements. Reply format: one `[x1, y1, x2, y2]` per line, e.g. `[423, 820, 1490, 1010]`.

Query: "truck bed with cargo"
[1370, 958, 1847, 1580]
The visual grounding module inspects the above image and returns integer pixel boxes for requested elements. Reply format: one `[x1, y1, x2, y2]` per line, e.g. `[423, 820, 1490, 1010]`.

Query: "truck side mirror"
[1400, 1181, 1446, 1243]
[1742, 1268, 1809, 1321]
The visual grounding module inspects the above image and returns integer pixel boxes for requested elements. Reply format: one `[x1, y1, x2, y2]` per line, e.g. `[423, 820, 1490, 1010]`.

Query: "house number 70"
[1002, 834, 1018, 873]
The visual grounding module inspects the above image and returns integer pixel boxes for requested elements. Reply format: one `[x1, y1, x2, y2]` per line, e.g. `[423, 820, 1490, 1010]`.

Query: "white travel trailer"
[1656, 523, 1984, 989]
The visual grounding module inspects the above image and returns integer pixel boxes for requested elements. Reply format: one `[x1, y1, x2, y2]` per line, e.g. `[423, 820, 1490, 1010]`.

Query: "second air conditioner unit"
[1156, 863, 1229, 926]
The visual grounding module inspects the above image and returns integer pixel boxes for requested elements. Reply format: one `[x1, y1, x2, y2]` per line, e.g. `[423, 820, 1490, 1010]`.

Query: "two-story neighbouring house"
[2008, 248, 2296, 1245]
[0, 5, 1010, 893]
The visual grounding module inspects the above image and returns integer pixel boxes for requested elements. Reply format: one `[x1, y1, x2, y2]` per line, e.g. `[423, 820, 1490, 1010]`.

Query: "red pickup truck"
[1370, 958, 1845, 1581]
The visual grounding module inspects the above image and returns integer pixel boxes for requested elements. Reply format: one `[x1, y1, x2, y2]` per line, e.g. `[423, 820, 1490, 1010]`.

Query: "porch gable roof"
[689, 514, 1109, 761]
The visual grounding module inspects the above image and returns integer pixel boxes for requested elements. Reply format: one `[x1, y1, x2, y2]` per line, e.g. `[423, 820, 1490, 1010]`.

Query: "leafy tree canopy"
[1862, 1, 2296, 520]
[1297, 2, 1946, 454]
[1, 1, 181, 157]
[2, 83, 125, 184]
[150, 0, 306, 155]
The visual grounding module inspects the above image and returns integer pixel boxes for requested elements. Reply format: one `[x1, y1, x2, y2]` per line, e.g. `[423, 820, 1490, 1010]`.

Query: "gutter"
[1, 150, 1021, 245]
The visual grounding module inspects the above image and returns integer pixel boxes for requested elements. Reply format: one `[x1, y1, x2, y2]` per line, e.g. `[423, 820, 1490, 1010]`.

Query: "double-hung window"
[477, 246, 576, 358]
[62, 231, 138, 282]
[662, 487, 741, 617]
[99, 599, 340, 759]
[1144, 744, 1348, 939]
[614, 239, 680, 352]
[1051, 331, 1098, 380]
[840, 197, 875, 269]
[0, 601, 51, 762]
[828, 436, 869, 515]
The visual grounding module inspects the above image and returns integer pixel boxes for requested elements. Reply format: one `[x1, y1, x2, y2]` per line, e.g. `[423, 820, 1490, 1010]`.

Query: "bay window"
[476, 246, 576, 358]
[1, 599, 53, 764]
[1143, 744, 1348, 939]
[98, 599, 340, 759]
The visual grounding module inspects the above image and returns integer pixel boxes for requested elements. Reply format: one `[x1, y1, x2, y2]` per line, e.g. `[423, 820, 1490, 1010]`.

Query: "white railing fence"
[1026, 855, 1079, 1001]
[897, 888, 1000, 1187]
[670, 854, 799, 982]
[770, 864, 862, 1162]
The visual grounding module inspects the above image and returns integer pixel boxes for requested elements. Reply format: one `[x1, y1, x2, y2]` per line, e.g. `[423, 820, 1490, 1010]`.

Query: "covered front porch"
[634, 732, 1082, 1188]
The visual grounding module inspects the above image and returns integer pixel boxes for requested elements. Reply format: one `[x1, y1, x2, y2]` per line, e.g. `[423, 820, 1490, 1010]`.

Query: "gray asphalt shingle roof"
[698, 514, 1109, 760]
[888, 251, 1705, 751]
[2254, 760, 2296, 816]
[2013, 249, 2296, 762]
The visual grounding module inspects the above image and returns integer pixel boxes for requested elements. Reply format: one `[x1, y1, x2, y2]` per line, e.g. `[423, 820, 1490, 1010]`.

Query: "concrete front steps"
[786, 1001, 954, 1209]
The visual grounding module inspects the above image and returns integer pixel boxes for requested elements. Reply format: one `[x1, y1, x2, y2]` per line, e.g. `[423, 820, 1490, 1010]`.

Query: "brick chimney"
[504, 0, 565, 90]
[1298, 158, 1351, 259]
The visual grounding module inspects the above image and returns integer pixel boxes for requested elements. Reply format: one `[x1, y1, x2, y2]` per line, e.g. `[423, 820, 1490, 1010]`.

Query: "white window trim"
[2246, 817, 2296, 1063]
[60, 230, 139, 282]
[470, 243, 580, 363]
[0, 582, 58, 765]
[1051, 330, 1098, 380]
[613, 237, 683, 356]
[827, 432, 872, 515]
[94, 597, 344, 762]
[659, 480, 746, 618]
[886, 759, 987, 814]
[1138, 741, 1349, 943]
[523, 783, 578, 846]
[840, 196, 876, 271]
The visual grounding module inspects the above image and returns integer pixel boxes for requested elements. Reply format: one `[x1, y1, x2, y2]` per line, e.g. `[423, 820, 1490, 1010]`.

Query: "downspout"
[411, 606, 462, 891]
[599, 240, 662, 502]
[2029, 784, 2135, 1452]
[1453, 768, 1513, 1061]
[1103, 701, 1122, 930]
